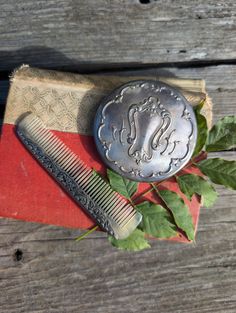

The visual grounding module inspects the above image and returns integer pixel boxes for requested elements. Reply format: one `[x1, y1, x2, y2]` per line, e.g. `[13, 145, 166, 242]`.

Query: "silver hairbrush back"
[16, 113, 142, 240]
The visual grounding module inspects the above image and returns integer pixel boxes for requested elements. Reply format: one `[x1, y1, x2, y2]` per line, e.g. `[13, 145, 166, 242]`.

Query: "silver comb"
[16, 113, 142, 240]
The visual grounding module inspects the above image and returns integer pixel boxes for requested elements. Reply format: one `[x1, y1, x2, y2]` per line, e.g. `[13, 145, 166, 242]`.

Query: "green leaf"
[158, 189, 195, 241]
[177, 174, 218, 207]
[197, 158, 236, 190]
[193, 102, 208, 156]
[136, 201, 177, 238]
[108, 229, 150, 251]
[206, 116, 236, 152]
[107, 169, 138, 199]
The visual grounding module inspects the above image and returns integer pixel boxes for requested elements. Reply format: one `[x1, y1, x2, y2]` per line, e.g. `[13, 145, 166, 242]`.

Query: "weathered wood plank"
[0, 0, 236, 71]
[0, 179, 236, 313]
[0, 64, 236, 312]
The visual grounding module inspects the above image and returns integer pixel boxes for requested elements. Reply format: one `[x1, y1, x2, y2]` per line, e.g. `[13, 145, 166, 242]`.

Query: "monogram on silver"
[94, 80, 197, 182]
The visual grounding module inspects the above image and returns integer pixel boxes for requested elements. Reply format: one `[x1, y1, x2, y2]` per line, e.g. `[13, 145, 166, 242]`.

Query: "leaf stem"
[151, 183, 160, 195]
[174, 174, 178, 181]
[132, 182, 161, 203]
[132, 187, 153, 202]
[129, 197, 136, 207]
[75, 225, 99, 242]
[132, 156, 204, 204]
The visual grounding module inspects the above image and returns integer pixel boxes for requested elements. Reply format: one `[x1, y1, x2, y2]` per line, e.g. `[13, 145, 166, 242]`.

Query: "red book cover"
[0, 66, 211, 242]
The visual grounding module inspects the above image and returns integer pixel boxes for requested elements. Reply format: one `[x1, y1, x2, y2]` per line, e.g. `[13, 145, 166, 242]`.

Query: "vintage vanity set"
[16, 80, 197, 240]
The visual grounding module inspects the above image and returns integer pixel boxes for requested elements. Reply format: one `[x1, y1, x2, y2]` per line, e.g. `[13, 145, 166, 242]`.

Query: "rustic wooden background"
[0, 1, 236, 312]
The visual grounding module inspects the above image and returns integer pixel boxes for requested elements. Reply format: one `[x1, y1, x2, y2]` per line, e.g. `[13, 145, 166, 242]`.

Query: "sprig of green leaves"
[76, 100, 236, 252]
[106, 103, 236, 251]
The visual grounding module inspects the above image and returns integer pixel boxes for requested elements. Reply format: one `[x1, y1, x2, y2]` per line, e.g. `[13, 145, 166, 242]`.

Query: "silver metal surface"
[16, 113, 142, 240]
[94, 80, 197, 182]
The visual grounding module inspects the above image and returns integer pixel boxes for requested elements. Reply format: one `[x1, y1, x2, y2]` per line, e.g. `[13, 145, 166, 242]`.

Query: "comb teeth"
[16, 113, 142, 239]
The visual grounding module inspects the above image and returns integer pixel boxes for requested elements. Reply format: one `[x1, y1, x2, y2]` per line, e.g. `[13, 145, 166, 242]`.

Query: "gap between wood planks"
[1, 58, 236, 80]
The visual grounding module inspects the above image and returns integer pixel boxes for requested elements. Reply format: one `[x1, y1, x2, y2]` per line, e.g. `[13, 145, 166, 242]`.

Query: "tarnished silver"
[94, 80, 197, 182]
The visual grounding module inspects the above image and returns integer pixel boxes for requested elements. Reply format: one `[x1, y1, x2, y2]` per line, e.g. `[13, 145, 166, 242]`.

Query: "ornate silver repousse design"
[94, 80, 197, 182]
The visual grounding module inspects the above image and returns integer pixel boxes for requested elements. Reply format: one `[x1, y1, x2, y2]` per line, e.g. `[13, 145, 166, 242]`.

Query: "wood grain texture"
[0, 64, 236, 312]
[0, 180, 236, 313]
[0, 0, 236, 71]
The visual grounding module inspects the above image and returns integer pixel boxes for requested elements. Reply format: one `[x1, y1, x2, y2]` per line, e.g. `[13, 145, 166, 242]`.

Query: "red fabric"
[0, 124, 202, 242]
